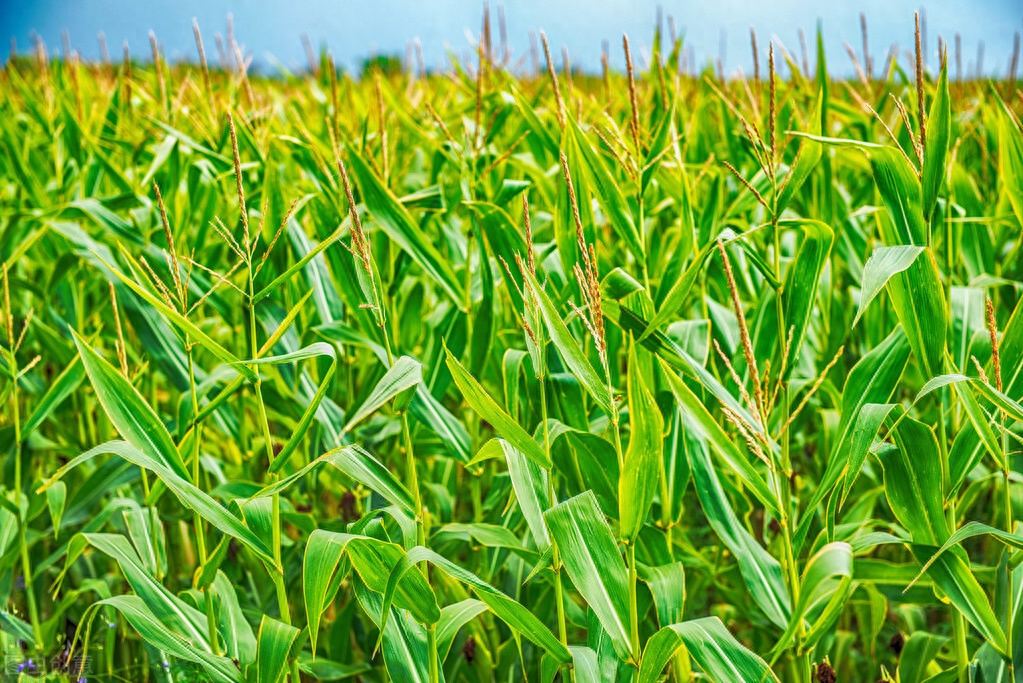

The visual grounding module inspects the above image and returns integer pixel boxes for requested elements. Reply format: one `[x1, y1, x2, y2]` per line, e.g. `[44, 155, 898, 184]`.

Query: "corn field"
[2, 12, 1023, 683]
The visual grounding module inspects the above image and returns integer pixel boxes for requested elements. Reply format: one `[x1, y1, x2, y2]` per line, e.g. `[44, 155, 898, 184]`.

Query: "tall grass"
[1, 11, 1023, 682]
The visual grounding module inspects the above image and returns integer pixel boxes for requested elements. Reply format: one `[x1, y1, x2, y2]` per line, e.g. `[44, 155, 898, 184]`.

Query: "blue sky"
[1, 0, 1019, 78]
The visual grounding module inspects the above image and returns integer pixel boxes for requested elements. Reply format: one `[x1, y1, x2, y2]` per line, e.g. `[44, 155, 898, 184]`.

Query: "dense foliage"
[2, 17, 1023, 683]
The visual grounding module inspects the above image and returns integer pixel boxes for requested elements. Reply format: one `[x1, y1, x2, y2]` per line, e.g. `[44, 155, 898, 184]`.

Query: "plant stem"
[606, 365, 624, 472]
[540, 376, 568, 648]
[370, 255, 425, 541]
[427, 623, 440, 683]
[359, 218, 435, 683]
[627, 543, 640, 660]
[1004, 422, 1015, 679]
[777, 389, 809, 681]
[4, 269, 42, 653]
[1006, 470, 1015, 681]
[604, 354, 639, 666]
[768, 168, 809, 681]
[10, 352, 43, 653]
[401, 415, 425, 545]
[188, 349, 219, 655]
[951, 609, 969, 683]
[247, 269, 299, 683]
[940, 391, 969, 683]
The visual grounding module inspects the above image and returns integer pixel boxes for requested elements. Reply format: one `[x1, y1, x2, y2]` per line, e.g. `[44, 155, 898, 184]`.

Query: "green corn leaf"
[896, 633, 949, 683]
[885, 249, 948, 379]
[296, 655, 371, 680]
[353, 579, 432, 683]
[1, 122, 44, 206]
[869, 145, 927, 246]
[638, 562, 686, 628]
[235, 341, 338, 474]
[304, 529, 351, 655]
[122, 507, 165, 578]
[212, 572, 257, 662]
[268, 358, 337, 473]
[997, 102, 1023, 229]
[791, 134, 926, 244]
[497, 438, 551, 550]
[469, 216, 496, 376]
[436, 599, 488, 661]
[918, 373, 1023, 424]
[638, 617, 780, 683]
[379, 545, 571, 664]
[345, 147, 464, 306]
[898, 632, 950, 683]
[409, 386, 472, 463]
[254, 222, 347, 303]
[244, 341, 337, 366]
[772, 542, 853, 657]
[950, 380, 1006, 469]
[255, 615, 300, 683]
[911, 544, 1007, 656]
[69, 197, 143, 245]
[0, 612, 35, 648]
[257, 444, 416, 515]
[91, 595, 244, 683]
[304, 529, 439, 654]
[46, 481, 66, 540]
[71, 328, 189, 479]
[106, 249, 257, 382]
[914, 521, 1023, 586]
[381, 609, 433, 683]
[776, 93, 824, 214]
[660, 360, 779, 515]
[508, 83, 559, 154]
[56, 533, 211, 651]
[42, 442, 276, 568]
[544, 492, 634, 661]
[316, 320, 389, 365]
[521, 268, 614, 415]
[949, 424, 986, 501]
[653, 164, 696, 310]
[21, 354, 85, 439]
[347, 539, 438, 626]
[600, 267, 645, 301]
[196, 534, 231, 590]
[922, 61, 951, 219]
[999, 295, 1023, 398]
[547, 420, 621, 516]
[618, 342, 664, 542]
[662, 405, 693, 525]
[641, 97, 677, 192]
[610, 302, 766, 435]
[568, 646, 601, 682]
[436, 523, 537, 561]
[640, 244, 713, 342]
[854, 246, 926, 326]
[780, 219, 834, 375]
[286, 216, 345, 324]
[343, 355, 422, 433]
[878, 414, 950, 546]
[446, 347, 551, 469]
[567, 116, 644, 262]
[795, 326, 910, 550]
[687, 427, 792, 630]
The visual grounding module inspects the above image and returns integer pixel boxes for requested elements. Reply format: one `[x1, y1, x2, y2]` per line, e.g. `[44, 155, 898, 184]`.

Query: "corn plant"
[1, 11, 1023, 683]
